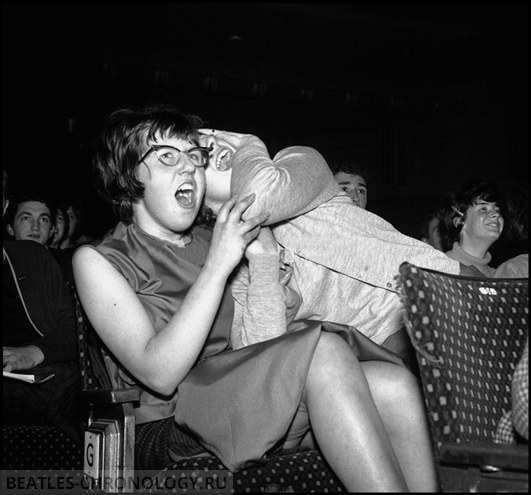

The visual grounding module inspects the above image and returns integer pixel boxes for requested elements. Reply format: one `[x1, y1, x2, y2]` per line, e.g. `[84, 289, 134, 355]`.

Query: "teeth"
[217, 149, 230, 171]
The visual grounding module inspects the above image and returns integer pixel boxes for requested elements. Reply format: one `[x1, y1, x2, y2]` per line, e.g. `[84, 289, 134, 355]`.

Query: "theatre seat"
[2, 425, 83, 471]
[398, 262, 528, 492]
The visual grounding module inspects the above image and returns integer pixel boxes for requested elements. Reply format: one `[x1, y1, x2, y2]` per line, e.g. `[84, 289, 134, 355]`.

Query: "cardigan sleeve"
[229, 253, 287, 349]
[230, 136, 340, 224]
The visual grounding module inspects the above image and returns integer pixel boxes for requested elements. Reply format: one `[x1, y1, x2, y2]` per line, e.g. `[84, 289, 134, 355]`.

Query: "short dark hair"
[4, 189, 57, 228]
[438, 178, 504, 250]
[419, 211, 439, 240]
[330, 162, 369, 185]
[93, 103, 203, 223]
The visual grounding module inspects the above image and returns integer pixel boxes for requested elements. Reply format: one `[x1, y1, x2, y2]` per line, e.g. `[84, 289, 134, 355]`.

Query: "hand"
[3, 345, 45, 372]
[207, 194, 270, 277]
[198, 128, 257, 150]
[245, 226, 278, 258]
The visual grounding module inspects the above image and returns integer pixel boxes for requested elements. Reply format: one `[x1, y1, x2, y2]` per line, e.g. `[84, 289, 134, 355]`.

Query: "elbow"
[137, 365, 182, 396]
[144, 375, 179, 397]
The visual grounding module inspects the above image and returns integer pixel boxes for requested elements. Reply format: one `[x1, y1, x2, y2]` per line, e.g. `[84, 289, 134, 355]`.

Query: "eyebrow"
[15, 210, 51, 219]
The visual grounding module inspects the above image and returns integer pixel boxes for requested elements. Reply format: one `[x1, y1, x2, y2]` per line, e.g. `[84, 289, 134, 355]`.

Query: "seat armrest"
[83, 388, 140, 405]
[440, 442, 529, 471]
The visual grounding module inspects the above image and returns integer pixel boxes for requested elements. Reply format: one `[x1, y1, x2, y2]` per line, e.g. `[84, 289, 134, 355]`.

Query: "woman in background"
[439, 178, 505, 277]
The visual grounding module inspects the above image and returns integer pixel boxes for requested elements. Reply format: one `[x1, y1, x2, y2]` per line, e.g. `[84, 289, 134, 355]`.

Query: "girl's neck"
[459, 237, 491, 260]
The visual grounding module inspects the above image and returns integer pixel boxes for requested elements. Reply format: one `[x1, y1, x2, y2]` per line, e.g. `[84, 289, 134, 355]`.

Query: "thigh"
[283, 393, 311, 450]
[381, 327, 419, 377]
[3, 378, 50, 425]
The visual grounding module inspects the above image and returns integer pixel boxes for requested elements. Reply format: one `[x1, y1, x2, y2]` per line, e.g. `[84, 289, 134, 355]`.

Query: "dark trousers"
[3, 361, 83, 442]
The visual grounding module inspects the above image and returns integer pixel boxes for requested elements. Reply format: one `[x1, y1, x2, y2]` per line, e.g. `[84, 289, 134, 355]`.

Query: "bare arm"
[73, 195, 269, 396]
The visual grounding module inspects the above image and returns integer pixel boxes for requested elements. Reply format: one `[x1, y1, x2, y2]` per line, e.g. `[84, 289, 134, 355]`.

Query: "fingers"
[3, 348, 15, 372]
[199, 128, 218, 137]
[217, 193, 257, 223]
[241, 211, 270, 234]
[199, 128, 249, 138]
[198, 128, 254, 149]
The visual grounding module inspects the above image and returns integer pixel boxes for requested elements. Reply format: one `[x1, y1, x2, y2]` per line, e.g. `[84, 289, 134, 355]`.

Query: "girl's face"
[461, 200, 504, 245]
[133, 135, 206, 242]
[200, 134, 234, 215]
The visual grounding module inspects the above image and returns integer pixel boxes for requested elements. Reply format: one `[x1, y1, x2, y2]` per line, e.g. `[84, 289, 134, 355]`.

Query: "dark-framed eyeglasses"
[138, 144, 210, 167]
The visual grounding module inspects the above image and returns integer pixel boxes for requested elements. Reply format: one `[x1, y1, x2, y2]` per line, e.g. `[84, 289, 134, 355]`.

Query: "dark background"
[3, 3, 529, 244]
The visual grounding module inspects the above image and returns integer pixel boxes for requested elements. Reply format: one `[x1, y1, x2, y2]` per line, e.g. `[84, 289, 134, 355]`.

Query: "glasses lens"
[155, 147, 180, 166]
[187, 147, 209, 167]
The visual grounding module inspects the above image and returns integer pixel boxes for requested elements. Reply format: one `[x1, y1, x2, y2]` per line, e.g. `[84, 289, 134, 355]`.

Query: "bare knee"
[363, 361, 423, 410]
[312, 332, 359, 371]
[307, 333, 365, 390]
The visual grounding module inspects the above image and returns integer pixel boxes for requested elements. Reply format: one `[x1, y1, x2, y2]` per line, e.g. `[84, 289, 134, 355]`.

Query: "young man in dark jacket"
[3, 170, 81, 439]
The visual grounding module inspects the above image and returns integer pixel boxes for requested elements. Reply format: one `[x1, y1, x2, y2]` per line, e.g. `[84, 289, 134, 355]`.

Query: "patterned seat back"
[66, 281, 112, 391]
[398, 262, 528, 458]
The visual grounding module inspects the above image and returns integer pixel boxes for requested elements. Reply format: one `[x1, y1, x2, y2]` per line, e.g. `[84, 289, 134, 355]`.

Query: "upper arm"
[231, 139, 336, 223]
[72, 245, 158, 385]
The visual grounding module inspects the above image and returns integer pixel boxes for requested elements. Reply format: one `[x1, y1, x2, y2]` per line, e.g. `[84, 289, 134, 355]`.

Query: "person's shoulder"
[494, 254, 529, 278]
[4, 239, 54, 258]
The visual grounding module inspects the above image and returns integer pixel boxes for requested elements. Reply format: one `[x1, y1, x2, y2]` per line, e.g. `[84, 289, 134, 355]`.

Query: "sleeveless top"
[91, 221, 405, 471]
[92, 222, 234, 424]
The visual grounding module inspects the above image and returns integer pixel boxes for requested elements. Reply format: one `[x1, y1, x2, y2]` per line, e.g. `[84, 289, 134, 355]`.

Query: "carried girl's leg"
[301, 332, 409, 492]
[361, 361, 439, 492]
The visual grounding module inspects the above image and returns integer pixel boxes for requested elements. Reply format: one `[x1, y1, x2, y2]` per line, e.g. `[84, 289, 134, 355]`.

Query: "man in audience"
[4, 190, 56, 246]
[331, 162, 369, 209]
[3, 171, 81, 440]
[420, 211, 444, 251]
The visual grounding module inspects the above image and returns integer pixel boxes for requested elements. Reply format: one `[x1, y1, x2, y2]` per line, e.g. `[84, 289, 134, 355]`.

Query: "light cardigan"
[229, 136, 460, 345]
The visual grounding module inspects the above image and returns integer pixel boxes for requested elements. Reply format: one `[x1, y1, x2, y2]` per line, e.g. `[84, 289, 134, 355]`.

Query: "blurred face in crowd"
[66, 206, 79, 239]
[460, 199, 504, 247]
[334, 172, 368, 209]
[49, 208, 67, 248]
[422, 216, 443, 251]
[6, 200, 53, 245]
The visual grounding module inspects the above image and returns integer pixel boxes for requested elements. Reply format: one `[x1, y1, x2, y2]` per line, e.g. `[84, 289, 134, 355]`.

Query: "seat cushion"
[3, 426, 83, 470]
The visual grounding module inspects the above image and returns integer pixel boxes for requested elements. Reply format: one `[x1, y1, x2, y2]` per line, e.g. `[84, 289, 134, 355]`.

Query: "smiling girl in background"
[439, 178, 505, 277]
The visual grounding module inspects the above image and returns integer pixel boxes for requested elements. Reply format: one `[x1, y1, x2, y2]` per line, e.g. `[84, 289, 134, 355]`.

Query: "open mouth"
[216, 148, 233, 171]
[175, 183, 195, 208]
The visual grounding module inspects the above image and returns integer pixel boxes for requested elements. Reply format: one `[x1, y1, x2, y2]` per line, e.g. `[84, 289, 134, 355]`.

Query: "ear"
[6, 224, 15, 237]
[453, 217, 462, 228]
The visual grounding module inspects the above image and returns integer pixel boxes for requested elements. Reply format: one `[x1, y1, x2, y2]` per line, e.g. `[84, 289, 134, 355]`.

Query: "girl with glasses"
[73, 103, 438, 491]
